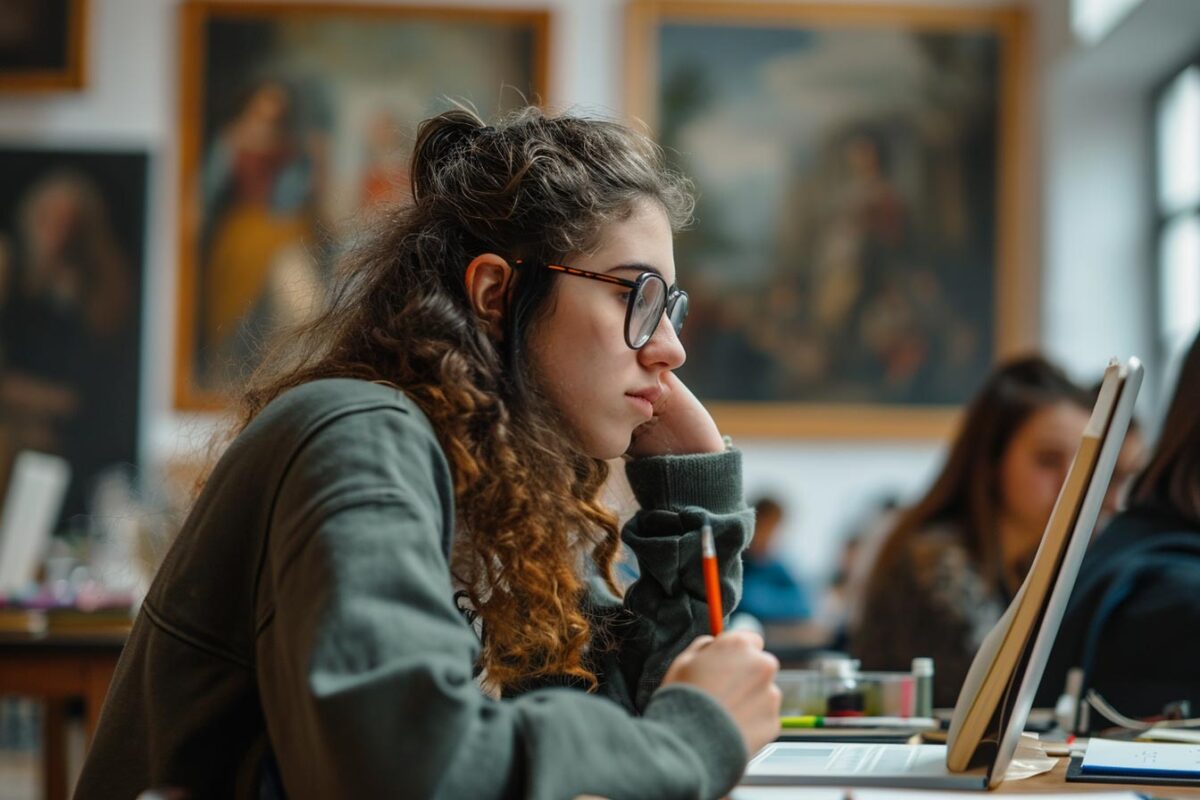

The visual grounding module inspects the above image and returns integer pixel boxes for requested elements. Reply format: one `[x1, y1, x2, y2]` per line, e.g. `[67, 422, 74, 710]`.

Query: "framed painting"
[0, 148, 147, 524]
[0, 0, 88, 91]
[176, 1, 549, 408]
[626, 2, 1029, 438]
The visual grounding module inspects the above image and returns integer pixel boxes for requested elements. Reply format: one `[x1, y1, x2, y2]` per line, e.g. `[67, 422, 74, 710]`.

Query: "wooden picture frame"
[0, 0, 88, 91]
[175, 1, 549, 409]
[626, 1, 1031, 439]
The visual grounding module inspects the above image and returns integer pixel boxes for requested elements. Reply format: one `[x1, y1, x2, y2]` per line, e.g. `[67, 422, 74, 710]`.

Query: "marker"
[780, 715, 940, 730]
[701, 524, 723, 635]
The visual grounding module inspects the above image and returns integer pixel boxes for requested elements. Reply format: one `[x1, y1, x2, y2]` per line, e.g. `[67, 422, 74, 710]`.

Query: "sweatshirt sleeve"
[255, 404, 746, 800]
[613, 448, 755, 710]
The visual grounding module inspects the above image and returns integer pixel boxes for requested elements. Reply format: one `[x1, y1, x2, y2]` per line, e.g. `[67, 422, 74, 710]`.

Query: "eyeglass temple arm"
[545, 263, 637, 288]
[513, 259, 647, 290]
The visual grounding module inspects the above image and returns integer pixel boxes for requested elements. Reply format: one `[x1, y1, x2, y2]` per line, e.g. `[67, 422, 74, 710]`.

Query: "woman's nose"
[638, 313, 686, 370]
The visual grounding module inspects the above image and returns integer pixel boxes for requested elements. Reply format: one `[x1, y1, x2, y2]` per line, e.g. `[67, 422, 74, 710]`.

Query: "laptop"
[743, 358, 1143, 791]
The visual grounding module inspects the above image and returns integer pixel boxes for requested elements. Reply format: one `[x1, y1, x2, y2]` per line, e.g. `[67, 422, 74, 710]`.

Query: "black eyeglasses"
[514, 260, 688, 350]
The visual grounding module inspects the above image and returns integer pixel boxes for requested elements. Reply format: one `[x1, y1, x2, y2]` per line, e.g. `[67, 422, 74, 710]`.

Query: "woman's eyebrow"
[607, 262, 663, 278]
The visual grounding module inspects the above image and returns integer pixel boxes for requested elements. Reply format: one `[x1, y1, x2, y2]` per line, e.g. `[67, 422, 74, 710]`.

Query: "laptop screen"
[946, 358, 1143, 786]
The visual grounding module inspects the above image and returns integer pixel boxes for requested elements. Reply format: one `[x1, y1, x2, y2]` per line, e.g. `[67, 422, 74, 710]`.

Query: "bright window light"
[1157, 67, 1200, 216]
[1071, 0, 1144, 45]
[1159, 213, 1200, 342]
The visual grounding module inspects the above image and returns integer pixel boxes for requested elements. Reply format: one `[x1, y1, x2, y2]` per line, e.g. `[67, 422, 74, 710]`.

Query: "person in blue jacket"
[740, 496, 812, 624]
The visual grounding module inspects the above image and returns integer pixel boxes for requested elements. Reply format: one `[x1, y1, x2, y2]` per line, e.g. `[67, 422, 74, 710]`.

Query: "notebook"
[1082, 739, 1200, 778]
[744, 358, 1144, 791]
[1065, 739, 1200, 788]
[0, 450, 71, 596]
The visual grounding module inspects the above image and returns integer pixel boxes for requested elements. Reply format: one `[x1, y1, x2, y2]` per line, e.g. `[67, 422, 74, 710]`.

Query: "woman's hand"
[626, 371, 725, 457]
[661, 632, 782, 755]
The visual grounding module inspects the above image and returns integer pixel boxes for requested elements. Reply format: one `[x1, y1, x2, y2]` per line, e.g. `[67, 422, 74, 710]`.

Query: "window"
[1072, 0, 1144, 45]
[1154, 63, 1200, 372]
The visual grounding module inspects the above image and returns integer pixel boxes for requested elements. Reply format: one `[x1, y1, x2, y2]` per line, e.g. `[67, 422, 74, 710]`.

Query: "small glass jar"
[911, 657, 934, 717]
[821, 658, 865, 717]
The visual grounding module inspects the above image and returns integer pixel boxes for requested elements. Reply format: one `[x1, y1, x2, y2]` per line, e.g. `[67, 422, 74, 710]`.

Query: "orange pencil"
[701, 524, 724, 635]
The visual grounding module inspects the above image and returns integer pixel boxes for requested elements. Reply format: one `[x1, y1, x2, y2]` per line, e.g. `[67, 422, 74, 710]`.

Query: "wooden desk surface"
[0, 631, 127, 710]
[0, 631, 128, 651]
[1000, 757, 1200, 795]
[735, 757, 1200, 797]
[0, 631, 126, 712]
[0, 631, 127, 800]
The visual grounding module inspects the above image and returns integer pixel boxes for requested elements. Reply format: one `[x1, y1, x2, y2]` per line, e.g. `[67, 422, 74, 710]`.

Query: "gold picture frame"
[626, 1, 1032, 439]
[0, 0, 88, 91]
[176, 1, 550, 409]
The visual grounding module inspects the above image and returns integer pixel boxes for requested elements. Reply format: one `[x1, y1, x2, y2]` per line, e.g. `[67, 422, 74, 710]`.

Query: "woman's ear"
[464, 253, 514, 337]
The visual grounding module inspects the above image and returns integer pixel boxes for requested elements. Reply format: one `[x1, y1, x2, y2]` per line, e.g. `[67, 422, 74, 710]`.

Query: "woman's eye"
[1035, 450, 1066, 470]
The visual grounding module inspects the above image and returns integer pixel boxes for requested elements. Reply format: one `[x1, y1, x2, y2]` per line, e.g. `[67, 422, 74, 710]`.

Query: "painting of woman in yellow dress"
[177, 5, 546, 406]
[197, 78, 324, 392]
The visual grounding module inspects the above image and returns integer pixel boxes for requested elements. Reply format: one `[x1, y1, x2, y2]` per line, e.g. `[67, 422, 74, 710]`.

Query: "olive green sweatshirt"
[75, 379, 753, 800]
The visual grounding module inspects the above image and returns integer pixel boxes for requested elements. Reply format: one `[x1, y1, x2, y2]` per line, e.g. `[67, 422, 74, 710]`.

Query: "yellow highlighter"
[780, 715, 824, 728]
[781, 715, 939, 729]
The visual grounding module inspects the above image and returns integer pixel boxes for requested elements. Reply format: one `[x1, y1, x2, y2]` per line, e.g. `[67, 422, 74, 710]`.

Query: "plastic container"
[858, 671, 916, 717]
[775, 670, 826, 716]
[775, 668, 920, 717]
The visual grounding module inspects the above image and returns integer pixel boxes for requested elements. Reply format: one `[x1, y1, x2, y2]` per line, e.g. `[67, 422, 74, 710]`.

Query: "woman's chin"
[587, 440, 630, 461]
[576, 429, 635, 461]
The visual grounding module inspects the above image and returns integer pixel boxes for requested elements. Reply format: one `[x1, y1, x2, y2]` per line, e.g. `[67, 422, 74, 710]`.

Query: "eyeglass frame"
[512, 259, 688, 350]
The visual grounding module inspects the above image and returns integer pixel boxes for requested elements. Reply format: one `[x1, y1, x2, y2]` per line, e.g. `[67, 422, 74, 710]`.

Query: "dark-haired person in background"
[852, 356, 1091, 707]
[1038, 330, 1200, 722]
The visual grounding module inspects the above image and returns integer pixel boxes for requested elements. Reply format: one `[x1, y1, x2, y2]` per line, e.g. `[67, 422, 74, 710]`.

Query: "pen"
[701, 524, 723, 635]
[780, 715, 940, 729]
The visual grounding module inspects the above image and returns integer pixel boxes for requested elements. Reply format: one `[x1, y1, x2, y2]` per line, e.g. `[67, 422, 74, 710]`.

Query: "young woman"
[76, 108, 781, 799]
[851, 356, 1090, 707]
[1038, 330, 1200, 720]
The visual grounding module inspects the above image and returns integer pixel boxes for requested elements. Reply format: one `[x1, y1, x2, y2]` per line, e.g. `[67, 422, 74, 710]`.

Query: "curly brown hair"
[226, 106, 694, 693]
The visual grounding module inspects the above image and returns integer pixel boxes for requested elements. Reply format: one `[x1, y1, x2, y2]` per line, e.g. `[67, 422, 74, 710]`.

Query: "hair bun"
[411, 108, 487, 201]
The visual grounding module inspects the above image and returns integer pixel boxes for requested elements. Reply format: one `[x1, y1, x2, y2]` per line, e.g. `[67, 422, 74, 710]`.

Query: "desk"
[0, 633, 126, 800]
[735, 758, 1200, 797]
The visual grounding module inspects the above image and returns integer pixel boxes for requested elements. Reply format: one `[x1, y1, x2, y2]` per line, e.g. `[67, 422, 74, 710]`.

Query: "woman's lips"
[626, 393, 655, 417]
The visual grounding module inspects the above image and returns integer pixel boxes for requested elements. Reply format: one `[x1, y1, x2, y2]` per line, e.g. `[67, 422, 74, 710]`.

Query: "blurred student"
[1039, 331, 1200, 720]
[852, 356, 1090, 707]
[827, 494, 901, 651]
[740, 496, 812, 624]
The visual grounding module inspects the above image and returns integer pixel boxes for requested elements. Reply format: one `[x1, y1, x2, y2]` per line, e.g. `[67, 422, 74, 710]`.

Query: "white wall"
[1040, 0, 1200, 429]
[4, 0, 1195, 587]
[738, 438, 943, 583]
